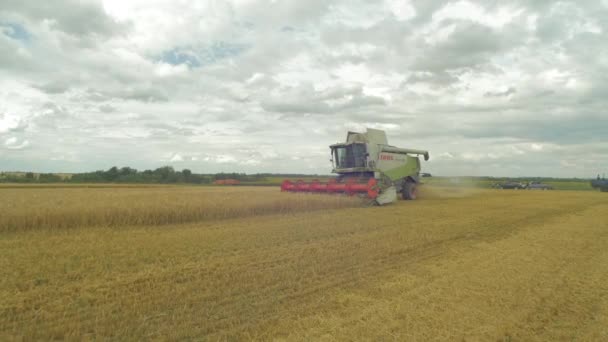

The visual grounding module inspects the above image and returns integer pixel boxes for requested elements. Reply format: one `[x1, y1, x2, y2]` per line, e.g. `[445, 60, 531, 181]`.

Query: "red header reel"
[281, 178, 379, 199]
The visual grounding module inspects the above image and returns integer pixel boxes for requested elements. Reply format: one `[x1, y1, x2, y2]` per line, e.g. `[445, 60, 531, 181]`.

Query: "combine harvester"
[281, 128, 429, 205]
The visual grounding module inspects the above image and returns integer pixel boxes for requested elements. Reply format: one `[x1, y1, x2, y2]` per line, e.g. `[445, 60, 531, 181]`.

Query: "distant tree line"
[0, 167, 211, 184]
[212, 172, 266, 182]
[253, 173, 332, 178]
[0, 169, 594, 185]
[66, 166, 213, 184]
[0, 167, 293, 184]
[0, 172, 64, 183]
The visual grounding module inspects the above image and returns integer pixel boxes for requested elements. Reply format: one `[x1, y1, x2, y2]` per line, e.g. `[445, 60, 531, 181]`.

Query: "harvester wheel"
[402, 182, 417, 200]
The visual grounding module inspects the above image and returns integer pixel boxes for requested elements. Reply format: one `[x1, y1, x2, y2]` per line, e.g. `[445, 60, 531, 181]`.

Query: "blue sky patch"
[0, 22, 31, 42]
[159, 42, 248, 68]
[160, 49, 201, 68]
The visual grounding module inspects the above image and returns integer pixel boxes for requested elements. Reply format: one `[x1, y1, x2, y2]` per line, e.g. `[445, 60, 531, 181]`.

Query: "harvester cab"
[281, 128, 430, 205]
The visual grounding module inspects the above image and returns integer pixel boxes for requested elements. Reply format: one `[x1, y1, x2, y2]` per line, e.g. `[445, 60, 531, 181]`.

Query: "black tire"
[402, 182, 417, 200]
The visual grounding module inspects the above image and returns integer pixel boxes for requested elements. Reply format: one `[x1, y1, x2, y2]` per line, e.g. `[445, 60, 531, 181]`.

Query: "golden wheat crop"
[1, 186, 607, 341]
[0, 185, 362, 232]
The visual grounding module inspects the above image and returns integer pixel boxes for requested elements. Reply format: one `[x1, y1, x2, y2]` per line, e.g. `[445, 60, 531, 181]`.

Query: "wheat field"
[0, 186, 362, 232]
[1, 185, 607, 340]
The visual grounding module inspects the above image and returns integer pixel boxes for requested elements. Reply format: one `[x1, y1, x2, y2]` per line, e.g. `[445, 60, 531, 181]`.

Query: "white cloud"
[154, 62, 188, 77]
[0, 0, 606, 176]
[169, 153, 184, 162]
[4, 137, 30, 150]
[0, 113, 25, 133]
[530, 143, 543, 151]
[432, 1, 522, 29]
[214, 155, 237, 164]
[385, 0, 415, 21]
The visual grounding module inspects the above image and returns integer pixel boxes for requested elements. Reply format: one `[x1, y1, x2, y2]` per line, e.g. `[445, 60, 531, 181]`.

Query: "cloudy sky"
[1, 0, 607, 177]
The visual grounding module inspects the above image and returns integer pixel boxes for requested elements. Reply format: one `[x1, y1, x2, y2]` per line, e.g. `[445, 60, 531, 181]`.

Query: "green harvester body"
[282, 128, 429, 204]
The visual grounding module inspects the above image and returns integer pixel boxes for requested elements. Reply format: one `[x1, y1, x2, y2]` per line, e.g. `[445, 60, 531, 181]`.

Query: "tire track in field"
[282, 202, 608, 341]
[184, 198, 605, 339]
[502, 205, 608, 341]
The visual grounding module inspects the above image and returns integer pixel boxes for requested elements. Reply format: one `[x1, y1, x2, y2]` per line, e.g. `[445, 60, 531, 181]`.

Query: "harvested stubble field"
[1, 185, 607, 340]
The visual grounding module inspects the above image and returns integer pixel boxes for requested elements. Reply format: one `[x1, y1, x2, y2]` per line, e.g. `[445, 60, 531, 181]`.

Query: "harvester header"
[281, 128, 430, 205]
